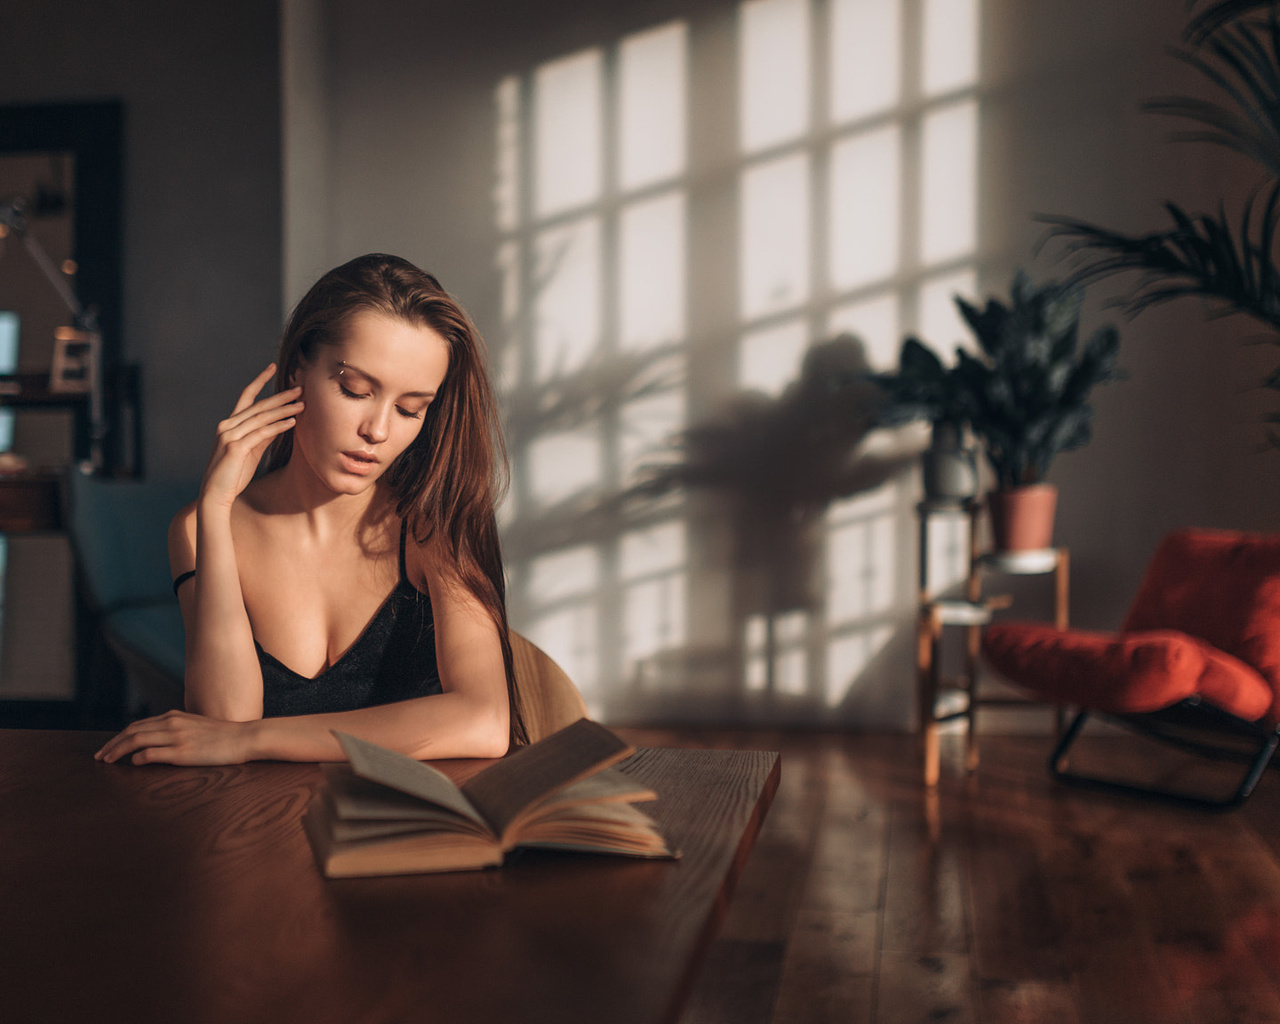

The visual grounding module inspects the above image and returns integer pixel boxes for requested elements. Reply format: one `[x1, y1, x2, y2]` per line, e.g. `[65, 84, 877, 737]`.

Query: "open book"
[303, 718, 675, 876]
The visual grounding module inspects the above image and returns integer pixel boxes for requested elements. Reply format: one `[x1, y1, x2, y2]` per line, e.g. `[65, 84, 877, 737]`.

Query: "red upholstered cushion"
[981, 621, 1273, 721]
[1121, 529, 1280, 723]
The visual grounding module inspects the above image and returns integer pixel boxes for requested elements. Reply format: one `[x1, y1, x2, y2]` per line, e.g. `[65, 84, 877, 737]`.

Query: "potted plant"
[871, 336, 979, 506]
[951, 272, 1123, 550]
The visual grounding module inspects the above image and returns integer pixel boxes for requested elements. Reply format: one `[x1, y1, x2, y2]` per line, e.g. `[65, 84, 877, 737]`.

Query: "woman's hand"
[200, 364, 304, 511]
[94, 710, 255, 766]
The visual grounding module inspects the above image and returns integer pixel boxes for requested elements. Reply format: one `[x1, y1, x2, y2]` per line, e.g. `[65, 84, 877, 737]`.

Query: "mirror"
[0, 101, 124, 475]
[0, 150, 77, 472]
[0, 102, 124, 720]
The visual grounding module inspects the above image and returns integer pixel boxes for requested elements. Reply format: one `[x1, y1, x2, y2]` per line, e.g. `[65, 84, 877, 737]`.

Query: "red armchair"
[981, 529, 1280, 808]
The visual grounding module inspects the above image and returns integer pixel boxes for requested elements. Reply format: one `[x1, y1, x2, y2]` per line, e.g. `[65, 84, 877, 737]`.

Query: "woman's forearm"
[94, 689, 509, 767]
[183, 501, 265, 720]
[246, 690, 510, 762]
[177, 366, 301, 720]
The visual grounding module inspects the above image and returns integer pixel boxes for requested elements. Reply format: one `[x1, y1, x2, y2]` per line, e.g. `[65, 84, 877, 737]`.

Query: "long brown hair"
[265, 254, 528, 746]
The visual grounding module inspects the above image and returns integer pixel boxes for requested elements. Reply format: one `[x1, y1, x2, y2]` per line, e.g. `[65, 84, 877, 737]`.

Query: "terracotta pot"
[988, 484, 1057, 552]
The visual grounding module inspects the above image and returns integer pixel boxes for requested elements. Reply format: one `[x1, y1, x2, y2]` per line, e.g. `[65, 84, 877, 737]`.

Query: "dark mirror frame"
[0, 101, 125, 474]
[0, 102, 128, 731]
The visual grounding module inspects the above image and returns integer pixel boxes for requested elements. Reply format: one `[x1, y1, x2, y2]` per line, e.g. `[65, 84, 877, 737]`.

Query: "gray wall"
[303, 0, 1280, 727]
[0, 1, 281, 701]
[0, 0, 283, 479]
[981, 1, 1280, 630]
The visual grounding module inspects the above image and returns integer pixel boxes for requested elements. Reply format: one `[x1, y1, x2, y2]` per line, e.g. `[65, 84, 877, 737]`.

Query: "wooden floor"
[615, 726, 1280, 1024]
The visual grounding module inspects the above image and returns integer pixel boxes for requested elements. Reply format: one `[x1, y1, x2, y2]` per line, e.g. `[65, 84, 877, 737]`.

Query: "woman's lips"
[340, 450, 379, 475]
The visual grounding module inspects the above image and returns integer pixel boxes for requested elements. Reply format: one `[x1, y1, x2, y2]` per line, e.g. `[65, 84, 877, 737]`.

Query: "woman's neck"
[255, 457, 395, 542]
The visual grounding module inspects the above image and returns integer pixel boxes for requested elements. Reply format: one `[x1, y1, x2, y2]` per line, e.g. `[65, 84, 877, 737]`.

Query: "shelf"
[0, 473, 63, 532]
[0, 374, 88, 409]
[925, 596, 1011, 626]
[976, 548, 1060, 575]
[917, 497, 979, 515]
[917, 500, 1069, 786]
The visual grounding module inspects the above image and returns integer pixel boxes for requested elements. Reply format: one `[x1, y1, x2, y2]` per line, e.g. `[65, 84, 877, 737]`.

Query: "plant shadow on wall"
[623, 334, 916, 700]
[1040, 0, 1280, 442]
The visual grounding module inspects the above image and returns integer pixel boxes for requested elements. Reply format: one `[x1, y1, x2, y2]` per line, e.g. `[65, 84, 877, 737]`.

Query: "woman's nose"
[359, 406, 391, 444]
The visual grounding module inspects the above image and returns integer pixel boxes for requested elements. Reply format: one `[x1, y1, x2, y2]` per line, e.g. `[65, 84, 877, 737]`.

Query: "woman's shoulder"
[167, 500, 198, 574]
[400, 519, 454, 591]
[166, 478, 282, 564]
[168, 499, 198, 541]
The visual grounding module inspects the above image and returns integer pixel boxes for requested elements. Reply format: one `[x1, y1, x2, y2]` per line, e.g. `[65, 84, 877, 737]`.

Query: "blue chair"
[68, 472, 194, 719]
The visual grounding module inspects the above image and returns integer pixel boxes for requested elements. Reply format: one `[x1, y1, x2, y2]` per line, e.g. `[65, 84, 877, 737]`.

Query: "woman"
[95, 254, 527, 765]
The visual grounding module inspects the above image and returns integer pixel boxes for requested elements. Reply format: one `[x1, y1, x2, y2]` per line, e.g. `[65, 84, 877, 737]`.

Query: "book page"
[305, 793, 504, 877]
[327, 814, 491, 844]
[461, 719, 634, 841]
[531, 767, 656, 813]
[517, 801, 674, 858]
[335, 732, 489, 831]
[323, 768, 492, 838]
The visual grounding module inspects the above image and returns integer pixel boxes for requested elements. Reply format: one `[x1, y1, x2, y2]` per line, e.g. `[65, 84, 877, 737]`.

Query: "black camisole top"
[257, 522, 443, 717]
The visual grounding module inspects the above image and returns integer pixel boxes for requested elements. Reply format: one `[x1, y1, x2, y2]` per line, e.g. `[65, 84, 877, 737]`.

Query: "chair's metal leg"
[1049, 709, 1089, 775]
[1047, 711, 1280, 811]
[1230, 731, 1280, 807]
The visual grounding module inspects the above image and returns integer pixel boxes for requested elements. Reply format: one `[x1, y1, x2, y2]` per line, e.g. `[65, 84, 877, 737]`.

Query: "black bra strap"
[173, 569, 196, 596]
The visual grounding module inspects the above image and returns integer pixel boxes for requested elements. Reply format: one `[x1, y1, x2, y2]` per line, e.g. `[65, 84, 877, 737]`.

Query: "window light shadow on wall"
[494, 21, 689, 718]
[494, 0, 981, 722]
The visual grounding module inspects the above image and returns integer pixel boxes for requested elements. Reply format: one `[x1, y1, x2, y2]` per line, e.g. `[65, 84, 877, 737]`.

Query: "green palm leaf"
[1147, 14, 1280, 178]
[1039, 184, 1280, 334]
[1186, 1, 1279, 44]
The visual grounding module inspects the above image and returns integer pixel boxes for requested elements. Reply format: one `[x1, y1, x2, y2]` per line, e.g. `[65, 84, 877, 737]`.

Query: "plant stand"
[916, 500, 1069, 786]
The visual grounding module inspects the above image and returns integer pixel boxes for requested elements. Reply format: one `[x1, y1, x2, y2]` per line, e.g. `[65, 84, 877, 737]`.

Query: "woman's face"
[290, 310, 450, 496]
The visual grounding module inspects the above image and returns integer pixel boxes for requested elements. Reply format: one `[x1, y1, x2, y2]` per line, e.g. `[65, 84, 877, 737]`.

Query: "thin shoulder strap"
[399, 519, 409, 582]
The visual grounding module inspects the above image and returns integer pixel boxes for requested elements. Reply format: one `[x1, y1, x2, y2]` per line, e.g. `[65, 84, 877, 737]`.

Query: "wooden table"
[0, 730, 779, 1024]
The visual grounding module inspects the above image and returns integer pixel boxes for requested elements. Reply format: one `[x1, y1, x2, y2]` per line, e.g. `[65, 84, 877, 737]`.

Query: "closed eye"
[338, 378, 428, 418]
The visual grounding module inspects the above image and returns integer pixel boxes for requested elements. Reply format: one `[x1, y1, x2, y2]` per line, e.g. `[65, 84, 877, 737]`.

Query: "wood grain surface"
[0, 730, 778, 1024]
[619, 729, 1280, 1024]
[15, 725, 1280, 1024]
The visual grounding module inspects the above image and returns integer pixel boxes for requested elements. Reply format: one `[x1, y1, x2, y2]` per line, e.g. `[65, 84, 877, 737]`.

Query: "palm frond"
[1038, 186, 1280, 333]
[1146, 16, 1280, 179]
[1186, 0, 1279, 44]
[1262, 178, 1280, 298]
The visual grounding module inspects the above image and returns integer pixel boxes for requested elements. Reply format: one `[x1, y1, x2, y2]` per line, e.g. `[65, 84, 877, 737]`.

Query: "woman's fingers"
[94, 710, 249, 766]
[229, 363, 278, 416]
[223, 419, 298, 476]
[218, 387, 303, 441]
[94, 716, 171, 763]
[216, 396, 303, 449]
[211, 410, 300, 482]
[201, 389, 303, 503]
[200, 368, 304, 507]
